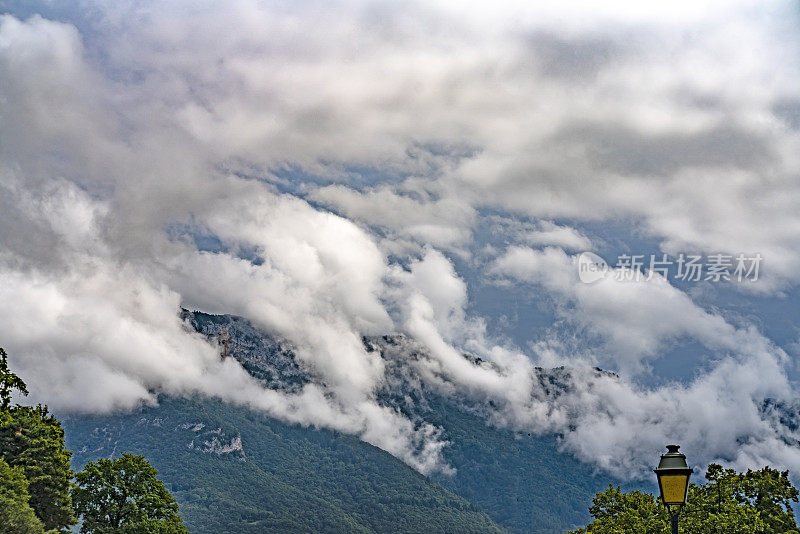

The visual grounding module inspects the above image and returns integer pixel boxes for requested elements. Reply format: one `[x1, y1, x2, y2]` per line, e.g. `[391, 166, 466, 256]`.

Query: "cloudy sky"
[1, 0, 800, 478]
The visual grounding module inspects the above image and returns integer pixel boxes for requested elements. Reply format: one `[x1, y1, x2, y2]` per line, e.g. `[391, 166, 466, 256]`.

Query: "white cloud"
[311, 184, 477, 254]
[523, 221, 594, 251]
[1, 1, 799, 481]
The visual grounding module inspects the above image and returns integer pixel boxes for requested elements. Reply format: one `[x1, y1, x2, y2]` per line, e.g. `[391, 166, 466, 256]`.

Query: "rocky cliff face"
[181, 309, 615, 418]
[71, 413, 246, 461]
[182, 309, 308, 392]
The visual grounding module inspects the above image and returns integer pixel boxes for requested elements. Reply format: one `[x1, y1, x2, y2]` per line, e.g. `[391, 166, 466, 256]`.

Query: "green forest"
[63, 397, 505, 533]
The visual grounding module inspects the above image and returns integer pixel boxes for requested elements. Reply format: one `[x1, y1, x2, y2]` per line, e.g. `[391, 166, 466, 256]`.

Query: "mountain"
[62, 397, 503, 534]
[61, 311, 629, 533]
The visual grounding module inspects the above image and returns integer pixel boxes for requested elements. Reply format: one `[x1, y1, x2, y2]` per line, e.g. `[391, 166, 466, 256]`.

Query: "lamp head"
[654, 445, 693, 507]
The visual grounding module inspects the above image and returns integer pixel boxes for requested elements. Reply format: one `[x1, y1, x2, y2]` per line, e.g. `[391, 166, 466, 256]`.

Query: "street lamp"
[654, 445, 693, 534]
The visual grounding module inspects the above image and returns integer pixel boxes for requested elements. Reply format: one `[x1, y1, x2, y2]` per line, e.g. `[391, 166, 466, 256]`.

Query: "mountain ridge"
[60, 310, 634, 533]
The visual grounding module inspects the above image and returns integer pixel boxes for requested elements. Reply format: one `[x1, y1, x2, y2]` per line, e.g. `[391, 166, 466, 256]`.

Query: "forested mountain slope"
[62, 311, 630, 533]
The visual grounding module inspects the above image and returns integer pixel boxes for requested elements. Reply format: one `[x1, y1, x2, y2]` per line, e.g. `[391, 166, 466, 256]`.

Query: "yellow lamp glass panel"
[660, 474, 688, 504]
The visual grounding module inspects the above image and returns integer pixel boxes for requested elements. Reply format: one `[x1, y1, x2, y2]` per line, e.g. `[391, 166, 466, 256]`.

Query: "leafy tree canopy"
[568, 463, 800, 534]
[0, 458, 47, 534]
[72, 454, 189, 534]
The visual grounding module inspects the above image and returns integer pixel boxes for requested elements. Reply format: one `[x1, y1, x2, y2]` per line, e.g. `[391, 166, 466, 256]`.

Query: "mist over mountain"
[62, 310, 638, 533]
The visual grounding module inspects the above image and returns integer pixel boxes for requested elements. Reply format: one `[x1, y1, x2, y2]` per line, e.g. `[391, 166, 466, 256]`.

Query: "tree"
[0, 458, 46, 534]
[0, 347, 28, 412]
[72, 454, 189, 534]
[567, 484, 669, 533]
[0, 405, 75, 531]
[0, 348, 75, 532]
[568, 464, 800, 534]
[681, 464, 800, 534]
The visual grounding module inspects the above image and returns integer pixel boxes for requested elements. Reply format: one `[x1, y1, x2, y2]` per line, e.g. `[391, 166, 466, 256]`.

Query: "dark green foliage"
[568, 464, 800, 534]
[62, 397, 505, 534]
[0, 405, 75, 531]
[0, 458, 46, 534]
[0, 348, 28, 412]
[72, 454, 188, 534]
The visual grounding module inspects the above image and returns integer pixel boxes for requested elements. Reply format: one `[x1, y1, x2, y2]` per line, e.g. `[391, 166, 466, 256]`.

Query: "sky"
[1, 0, 800, 479]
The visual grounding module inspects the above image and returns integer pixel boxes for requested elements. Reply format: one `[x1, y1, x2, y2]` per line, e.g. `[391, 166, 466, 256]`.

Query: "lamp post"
[654, 445, 693, 534]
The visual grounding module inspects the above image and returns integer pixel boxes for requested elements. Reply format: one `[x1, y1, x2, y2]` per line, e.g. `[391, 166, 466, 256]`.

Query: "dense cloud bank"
[1, 1, 799, 477]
